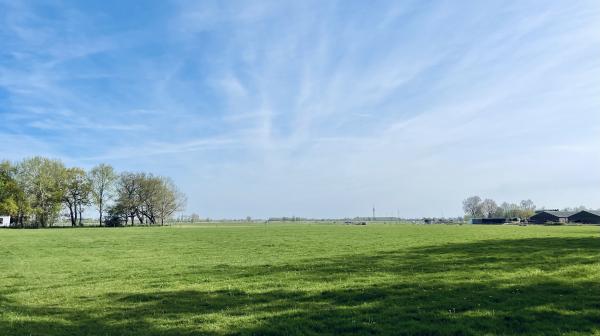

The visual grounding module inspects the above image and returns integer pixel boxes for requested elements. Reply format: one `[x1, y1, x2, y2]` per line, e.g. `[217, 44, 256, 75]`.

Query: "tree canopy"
[0, 157, 185, 228]
[463, 195, 536, 220]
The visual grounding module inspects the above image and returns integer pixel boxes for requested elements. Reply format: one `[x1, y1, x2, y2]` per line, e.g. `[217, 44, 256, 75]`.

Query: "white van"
[0, 216, 11, 227]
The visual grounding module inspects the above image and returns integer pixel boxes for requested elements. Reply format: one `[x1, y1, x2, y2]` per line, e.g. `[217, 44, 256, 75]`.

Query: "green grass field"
[1, 223, 599, 335]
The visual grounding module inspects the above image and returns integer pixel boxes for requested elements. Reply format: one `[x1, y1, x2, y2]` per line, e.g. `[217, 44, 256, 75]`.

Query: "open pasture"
[0, 223, 599, 335]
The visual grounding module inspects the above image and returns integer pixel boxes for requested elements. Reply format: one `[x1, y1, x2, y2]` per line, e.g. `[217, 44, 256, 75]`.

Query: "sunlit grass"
[1, 223, 599, 335]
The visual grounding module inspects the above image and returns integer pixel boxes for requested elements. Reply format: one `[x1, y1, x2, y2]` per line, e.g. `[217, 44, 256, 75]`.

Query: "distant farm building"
[0, 216, 11, 228]
[470, 218, 507, 224]
[470, 210, 600, 225]
[568, 210, 600, 224]
[353, 217, 399, 222]
[529, 210, 574, 224]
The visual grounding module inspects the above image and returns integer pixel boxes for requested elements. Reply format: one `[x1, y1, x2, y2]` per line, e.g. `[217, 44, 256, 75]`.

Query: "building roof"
[573, 210, 600, 217]
[533, 210, 576, 218]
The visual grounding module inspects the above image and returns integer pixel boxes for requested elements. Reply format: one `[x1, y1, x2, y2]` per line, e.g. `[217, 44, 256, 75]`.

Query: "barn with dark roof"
[529, 210, 574, 224]
[568, 210, 600, 224]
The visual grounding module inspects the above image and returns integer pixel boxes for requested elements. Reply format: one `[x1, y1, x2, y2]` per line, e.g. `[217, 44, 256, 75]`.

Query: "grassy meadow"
[0, 223, 599, 335]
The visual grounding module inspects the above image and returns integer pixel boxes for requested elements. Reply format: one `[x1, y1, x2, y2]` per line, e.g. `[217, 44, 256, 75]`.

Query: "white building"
[0, 216, 11, 227]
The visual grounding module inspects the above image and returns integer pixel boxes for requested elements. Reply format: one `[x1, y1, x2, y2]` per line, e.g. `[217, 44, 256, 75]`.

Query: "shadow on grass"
[1, 237, 599, 335]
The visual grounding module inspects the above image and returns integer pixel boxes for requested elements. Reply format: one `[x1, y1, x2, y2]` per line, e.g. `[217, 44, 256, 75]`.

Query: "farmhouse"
[0, 215, 11, 228]
[529, 210, 574, 224]
[568, 210, 600, 224]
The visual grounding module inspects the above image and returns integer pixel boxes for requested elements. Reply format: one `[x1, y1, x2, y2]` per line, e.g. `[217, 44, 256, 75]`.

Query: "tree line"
[0, 157, 186, 228]
[462, 196, 536, 219]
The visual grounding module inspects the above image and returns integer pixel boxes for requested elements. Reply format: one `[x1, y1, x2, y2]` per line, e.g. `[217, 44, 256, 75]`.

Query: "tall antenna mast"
[372, 205, 376, 220]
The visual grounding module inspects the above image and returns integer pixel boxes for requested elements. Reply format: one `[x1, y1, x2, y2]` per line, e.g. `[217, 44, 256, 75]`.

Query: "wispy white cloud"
[1, 0, 599, 217]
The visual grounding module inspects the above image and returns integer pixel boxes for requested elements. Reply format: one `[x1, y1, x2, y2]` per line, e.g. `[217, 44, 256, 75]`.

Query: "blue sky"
[1, 0, 599, 218]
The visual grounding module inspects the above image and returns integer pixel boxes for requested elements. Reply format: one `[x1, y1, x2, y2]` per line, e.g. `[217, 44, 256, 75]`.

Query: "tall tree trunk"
[78, 205, 83, 226]
[69, 203, 76, 227]
[137, 212, 144, 225]
[98, 203, 103, 227]
[73, 204, 78, 227]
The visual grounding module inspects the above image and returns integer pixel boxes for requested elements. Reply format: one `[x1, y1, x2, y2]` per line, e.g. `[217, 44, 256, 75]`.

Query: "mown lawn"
[0, 223, 599, 335]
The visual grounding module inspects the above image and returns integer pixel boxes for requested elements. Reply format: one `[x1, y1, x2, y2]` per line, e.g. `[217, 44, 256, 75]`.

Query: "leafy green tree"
[462, 196, 482, 219]
[63, 167, 91, 226]
[3, 157, 186, 228]
[16, 157, 66, 227]
[480, 199, 499, 218]
[136, 173, 162, 224]
[0, 161, 19, 217]
[500, 202, 520, 219]
[1, 160, 30, 226]
[113, 173, 186, 226]
[116, 172, 143, 225]
[155, 177, 186, 226]
[88, 164, 118, 226]
[518, 199, 536, 219]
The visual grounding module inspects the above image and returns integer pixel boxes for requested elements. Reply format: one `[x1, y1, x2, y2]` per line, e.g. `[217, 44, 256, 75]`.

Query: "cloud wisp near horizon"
[1, 0, 599, 218]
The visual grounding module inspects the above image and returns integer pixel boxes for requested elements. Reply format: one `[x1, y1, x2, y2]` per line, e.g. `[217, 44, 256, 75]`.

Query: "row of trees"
[462, 196, 536, 219]
[0, 157, 186, 227]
